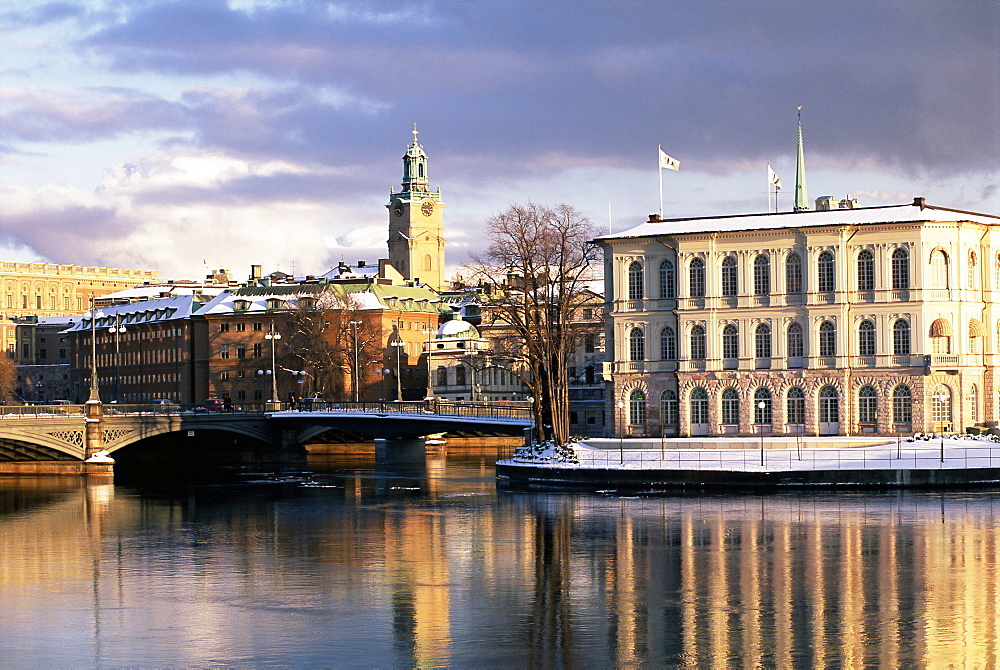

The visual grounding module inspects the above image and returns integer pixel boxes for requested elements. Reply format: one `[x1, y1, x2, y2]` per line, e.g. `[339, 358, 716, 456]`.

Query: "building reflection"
[1, 470, 999, 667]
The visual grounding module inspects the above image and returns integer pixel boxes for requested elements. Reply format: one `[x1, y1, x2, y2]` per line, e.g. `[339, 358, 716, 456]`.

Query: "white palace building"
[596, 197, 1000, 438]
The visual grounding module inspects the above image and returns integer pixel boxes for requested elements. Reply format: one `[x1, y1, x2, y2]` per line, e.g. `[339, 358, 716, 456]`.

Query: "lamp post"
[349, 320, 362, 402]
[617, 400, 625, 464]
[934, 392, 948, 462]
[264, 327, 281, 403]
[108, 312, 126, 403]
[422, 328, 435, 400]
[87, 298, 104, 403]
[758, 400, 766, 466]
[389, 339, 404, 401]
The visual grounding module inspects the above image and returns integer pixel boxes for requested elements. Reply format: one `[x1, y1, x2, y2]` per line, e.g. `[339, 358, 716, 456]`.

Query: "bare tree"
[285, 289, 381, 400]
[0, 354, 17, 403]
[467, 203, 601, 445]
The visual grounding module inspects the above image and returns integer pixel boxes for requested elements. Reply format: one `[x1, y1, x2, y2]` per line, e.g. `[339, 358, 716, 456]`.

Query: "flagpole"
[658, 144, 664, 217]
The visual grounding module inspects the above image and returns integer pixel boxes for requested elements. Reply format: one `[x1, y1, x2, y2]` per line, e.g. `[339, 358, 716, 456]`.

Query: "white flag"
[659, 147, 680, 171]
[768, 163, 782, 190]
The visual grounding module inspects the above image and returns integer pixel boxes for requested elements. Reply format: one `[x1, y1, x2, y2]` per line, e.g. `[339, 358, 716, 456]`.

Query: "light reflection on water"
[0, 451, 998, 667]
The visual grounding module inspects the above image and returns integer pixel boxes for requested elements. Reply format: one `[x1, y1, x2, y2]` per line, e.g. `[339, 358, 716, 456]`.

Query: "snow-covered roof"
[65, 295, 198, 332]
[595, 201, 1000, 242]
[97, 284, 228, 303]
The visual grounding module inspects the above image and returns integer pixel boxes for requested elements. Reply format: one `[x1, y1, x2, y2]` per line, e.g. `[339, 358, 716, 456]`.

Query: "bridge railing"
[0, 404, 85, 417]
[285, 400, 534, 421]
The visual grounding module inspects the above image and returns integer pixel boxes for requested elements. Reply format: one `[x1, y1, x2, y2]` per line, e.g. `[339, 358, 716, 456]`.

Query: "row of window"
[629, 319, 922, 361]
[627, 246, 994, 300]
[220, 343, 264, 358]
[5, 295, 83, 311]
[625, 383, 963, 426]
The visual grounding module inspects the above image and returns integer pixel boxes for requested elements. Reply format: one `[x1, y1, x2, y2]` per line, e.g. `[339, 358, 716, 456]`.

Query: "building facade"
[597, 198, 1000, 438]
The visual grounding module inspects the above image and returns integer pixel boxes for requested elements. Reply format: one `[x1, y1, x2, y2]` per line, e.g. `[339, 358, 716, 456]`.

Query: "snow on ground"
[503, 435, 1000, 472]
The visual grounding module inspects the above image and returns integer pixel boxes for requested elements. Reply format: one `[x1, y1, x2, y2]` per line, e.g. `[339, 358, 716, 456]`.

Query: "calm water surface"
[1, 449, 999, 667]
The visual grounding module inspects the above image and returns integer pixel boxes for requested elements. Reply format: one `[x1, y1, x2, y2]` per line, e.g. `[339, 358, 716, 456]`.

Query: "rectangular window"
[237, 390, 246, 400]
[586, 411, 597, 425]
[36, 296, 42, 309]
[220, 344, 230, 359]
[254, 390, 263, 400]
[5, 295, 10, 308]
[253, 343, 262, 357]
[220, 323, 230, 333]
[237, 370, 246, 380]
[77, 297, 83, 310]
[64, 296, 70, 310]
[569, 411, 578, 425]
[38, 348, 46, 360]
[221, 371, 229, 380]
[59, 349, 66, 359]
[253, 322, 262, 331]
[236, 323, 246, 332]
[237, 345, 246, 358]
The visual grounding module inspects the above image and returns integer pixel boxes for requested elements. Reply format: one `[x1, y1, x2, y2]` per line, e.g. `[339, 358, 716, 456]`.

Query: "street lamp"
[87, 298, 104, 403]
[389, 339, 405, 401]
[264, 327, 282, 403]
[934, 392, 948, 462]
[349, 320, 362, 402]
[617, 400, 625, 464]
[422, 327, 436, 399]
[758, 400, 767, 466]
[108, 312, 126, 403]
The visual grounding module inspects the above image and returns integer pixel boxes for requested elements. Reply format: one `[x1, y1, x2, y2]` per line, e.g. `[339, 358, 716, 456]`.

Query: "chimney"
[250, 264, 262, 279]
[648, 213, 661, 222]
[913, 197, 926, 209]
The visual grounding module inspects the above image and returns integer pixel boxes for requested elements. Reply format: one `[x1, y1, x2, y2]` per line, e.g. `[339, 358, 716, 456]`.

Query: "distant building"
[595, 198, 1000, 437]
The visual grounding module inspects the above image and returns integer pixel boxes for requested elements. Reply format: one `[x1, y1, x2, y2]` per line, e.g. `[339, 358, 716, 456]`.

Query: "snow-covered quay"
[496, 434, 1000, 490]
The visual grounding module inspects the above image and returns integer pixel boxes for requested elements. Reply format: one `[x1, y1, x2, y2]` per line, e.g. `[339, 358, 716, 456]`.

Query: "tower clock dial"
[421, 200, 435, 216]
[393, 199, 404, 217]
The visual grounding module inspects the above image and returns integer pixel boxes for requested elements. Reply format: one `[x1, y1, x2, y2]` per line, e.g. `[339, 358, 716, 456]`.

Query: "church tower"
[387, 125, 446, 290]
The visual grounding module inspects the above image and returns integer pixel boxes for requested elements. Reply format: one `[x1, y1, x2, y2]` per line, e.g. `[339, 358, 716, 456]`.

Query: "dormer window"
[233, 300, 250, 312]
[266, 299, 283, 310]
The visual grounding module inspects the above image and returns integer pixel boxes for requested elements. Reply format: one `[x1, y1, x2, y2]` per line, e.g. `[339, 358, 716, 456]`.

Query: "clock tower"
[387, 124, 446, 290]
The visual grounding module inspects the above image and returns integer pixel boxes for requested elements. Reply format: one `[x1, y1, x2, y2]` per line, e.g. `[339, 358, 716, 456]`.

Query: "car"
[150, 398, 180, 412]
[198, 398, 226, 412]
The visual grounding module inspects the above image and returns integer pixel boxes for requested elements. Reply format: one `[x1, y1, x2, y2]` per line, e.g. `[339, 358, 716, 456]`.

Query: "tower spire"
[794, 106, 809, 212]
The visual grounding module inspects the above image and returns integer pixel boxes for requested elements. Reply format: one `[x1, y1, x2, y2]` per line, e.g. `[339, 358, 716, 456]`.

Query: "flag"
[659, 147, 680, 171]
[768, 163, 782, 190]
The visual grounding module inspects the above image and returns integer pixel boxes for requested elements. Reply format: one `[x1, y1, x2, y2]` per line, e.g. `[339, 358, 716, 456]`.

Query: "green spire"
[794, 106, 809, 212]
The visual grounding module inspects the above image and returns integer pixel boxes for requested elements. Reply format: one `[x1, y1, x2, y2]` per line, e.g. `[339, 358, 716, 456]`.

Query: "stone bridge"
[0, 401, 533, 474]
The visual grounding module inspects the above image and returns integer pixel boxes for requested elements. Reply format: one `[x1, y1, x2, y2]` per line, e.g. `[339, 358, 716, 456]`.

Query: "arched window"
[858, 385, 877, 424]
[721, 387, 740, 425]
[455, 365, 466, 386]
[787, 322, 804, 358]
[628, 327, 645, 361]
[659, 259, 675, 299]
[968, 250, 978, 289]
[689, 258, 706, 298]
[893, 319, 911, 355]
[755, 323, 772, 359]
[931, 384, 952, 424]
[819, 321, 836, 357]
[857, 249, 875, 291]
[754, 387, 772, 425]
[892, 248, 910, 290]
[722, 324, 739, 360]
[721, 256, 738, 296]
[754, 255, 770, 295]
[892, 385, 912, 424]
[819, 386, 839, 424]
[629, 388, 647, 426]
[858, 320, 876, 356]
[418, 163, 424, 178]
[787, 387, 806, 425]
[818, 251, 836, 292]
[424, 254, 433, 271]
[436, 366, 448, 386]
[690, 325, 706, 360]
[690, 387, 709, 425]
[628, 261, 644, 300]
[786, 252, 803, 294]
[930, 249, 949, 289]
[660, 390, 678, 426]
[660, 326, 676, 360]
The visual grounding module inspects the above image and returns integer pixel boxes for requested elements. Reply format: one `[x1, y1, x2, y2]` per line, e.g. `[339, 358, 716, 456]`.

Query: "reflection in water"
[0, 455, 999, 666]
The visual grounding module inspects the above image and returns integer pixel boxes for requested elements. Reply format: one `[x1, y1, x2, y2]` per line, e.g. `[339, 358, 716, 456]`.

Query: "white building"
[595, 197, 1000, 438]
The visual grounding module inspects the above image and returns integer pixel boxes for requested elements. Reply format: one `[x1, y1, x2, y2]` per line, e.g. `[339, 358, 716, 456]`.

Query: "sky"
[0, 0, 997, 282]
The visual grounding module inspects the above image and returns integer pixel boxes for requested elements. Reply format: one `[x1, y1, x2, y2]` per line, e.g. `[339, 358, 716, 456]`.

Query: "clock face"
[421, 200, 435, 216]
[393, 200, 404, 217]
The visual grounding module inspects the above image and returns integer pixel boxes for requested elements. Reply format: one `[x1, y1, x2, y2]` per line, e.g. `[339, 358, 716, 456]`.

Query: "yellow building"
[0, 262, 157, 356]
[596, 198, 1000, 437]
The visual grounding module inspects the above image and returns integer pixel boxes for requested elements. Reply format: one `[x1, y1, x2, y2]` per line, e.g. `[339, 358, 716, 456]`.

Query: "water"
[2, 449, 999, 667]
